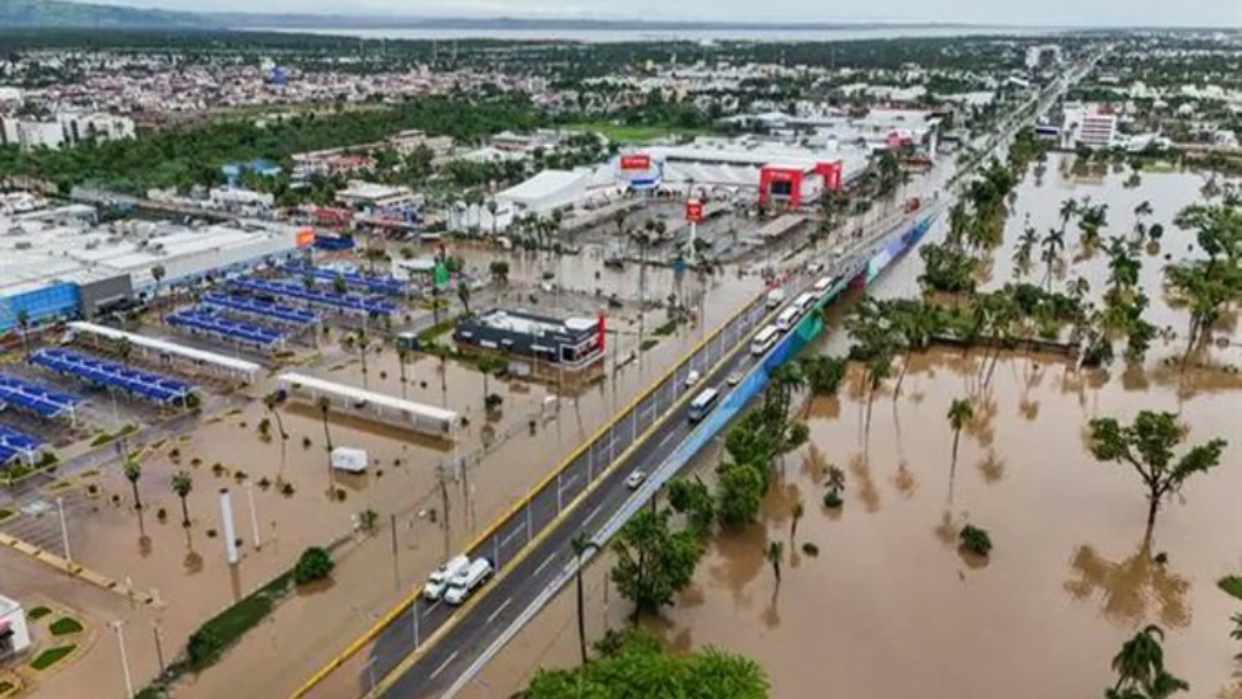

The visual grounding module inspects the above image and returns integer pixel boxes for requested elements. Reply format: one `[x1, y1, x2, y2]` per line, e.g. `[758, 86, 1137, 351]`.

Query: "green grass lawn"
[564, 121, 707, 143]
[27, 607, 51, 621]
[30, 645, 75, 671]
[49, 617, 83, 636]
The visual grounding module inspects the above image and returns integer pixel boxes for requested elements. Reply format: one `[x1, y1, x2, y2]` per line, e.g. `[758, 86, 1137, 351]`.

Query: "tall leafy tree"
[610, 509, 701, 620]
[1104, 625, 1188, 699]
[1087, 411, 1227, 535]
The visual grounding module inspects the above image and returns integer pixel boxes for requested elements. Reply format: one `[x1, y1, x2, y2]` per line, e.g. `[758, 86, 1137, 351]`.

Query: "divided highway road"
[365, 216, 913, 699]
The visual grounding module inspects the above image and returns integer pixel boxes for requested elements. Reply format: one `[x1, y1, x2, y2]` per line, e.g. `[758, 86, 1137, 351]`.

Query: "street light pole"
[56, 497, 71, 563]
[112, 620, 134, 699]
[152, 621, 165, 674]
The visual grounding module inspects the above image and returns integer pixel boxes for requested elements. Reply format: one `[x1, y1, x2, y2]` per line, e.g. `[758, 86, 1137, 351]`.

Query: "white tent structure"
[276, 372, 460, 439]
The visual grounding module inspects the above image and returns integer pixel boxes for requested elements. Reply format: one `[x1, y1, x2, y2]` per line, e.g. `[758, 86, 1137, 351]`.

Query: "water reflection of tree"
[977, 450, 1005, 485]
[848, 452, 881, 513]
[1064, 537, 1191, 630]
[707, 524, 765, 609]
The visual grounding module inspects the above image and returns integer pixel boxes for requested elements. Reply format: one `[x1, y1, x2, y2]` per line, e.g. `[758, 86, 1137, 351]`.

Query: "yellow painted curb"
[290, 292, 774, 699]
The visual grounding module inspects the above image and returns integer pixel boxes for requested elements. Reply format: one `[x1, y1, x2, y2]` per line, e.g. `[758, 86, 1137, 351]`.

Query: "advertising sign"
[619, 154, 651, 171]
[685, 199, 703, 223]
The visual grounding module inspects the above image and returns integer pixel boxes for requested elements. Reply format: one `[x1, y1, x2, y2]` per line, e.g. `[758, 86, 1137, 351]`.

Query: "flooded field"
[465, 158, 1242, 699]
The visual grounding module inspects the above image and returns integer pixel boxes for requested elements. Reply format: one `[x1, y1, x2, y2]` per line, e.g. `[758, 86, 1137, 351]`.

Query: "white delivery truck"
[444, 558, 494, 606]
[423, 554, 471, 601]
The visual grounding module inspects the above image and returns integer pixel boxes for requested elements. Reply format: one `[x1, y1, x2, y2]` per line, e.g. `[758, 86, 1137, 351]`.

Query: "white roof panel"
[277, 372, 459, 425]
[68, 322, 261, 376]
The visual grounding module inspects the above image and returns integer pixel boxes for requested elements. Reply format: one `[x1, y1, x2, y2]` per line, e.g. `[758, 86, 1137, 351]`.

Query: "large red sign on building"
[619, 154, 651, 171]
[685, 199, 703, 223]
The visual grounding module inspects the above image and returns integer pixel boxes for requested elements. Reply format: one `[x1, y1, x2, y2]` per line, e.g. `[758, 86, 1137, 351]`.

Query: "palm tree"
[172, 470, 193, 527]
[115, 336, 133, 366]
[396, 346, 410, 400]
[457, 279, 471, 315]
[302, 272, 315, 292]
[152, 264, 167, 320]
[15, 309, 31, 359]
[1079, 203, 1109, 250]
[570, 534, 600, 666]
[332, 273, 348, 296]
[765, 540, 785, 588]
[1058, 197, 1078, 233]
[947, 398, 974, 474]
[1041, 228, 1065, 292]
[790, 500, 804, 543]
[486, 199, 499, 237]
[1013, 225, 1039, 281]
[124, 456, 143, 510]
[317, 395, 335, 492]
[864, 353, 892, 441]
[263, 391, 290, 477]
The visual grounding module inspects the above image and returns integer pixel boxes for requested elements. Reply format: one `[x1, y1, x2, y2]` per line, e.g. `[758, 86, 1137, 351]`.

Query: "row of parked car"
[423, 554, 495, 605]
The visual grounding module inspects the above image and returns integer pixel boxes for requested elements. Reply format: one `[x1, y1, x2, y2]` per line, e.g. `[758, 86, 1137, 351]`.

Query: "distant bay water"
[248, 25, 1056, 43]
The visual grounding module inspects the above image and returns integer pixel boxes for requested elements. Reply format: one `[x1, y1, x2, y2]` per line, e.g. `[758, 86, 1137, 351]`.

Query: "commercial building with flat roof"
[0, 216, 311, 331]
[454, 309, 604, 369]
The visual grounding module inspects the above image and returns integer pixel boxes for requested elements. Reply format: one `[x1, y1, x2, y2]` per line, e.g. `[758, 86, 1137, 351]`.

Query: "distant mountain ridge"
[0, 0, 208, 27]
[1, 0, 1006, 31]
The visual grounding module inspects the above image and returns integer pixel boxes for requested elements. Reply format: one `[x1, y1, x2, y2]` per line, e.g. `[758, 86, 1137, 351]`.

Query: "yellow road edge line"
[288, 295, 768, 699]
[361, 298, 776, 699]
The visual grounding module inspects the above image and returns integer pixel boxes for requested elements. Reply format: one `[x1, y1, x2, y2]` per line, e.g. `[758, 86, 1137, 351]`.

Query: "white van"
[444, 558, 494, 606]
[765, 288, 786, 309]
[813, 276, 835, 294]
[423, 554, 471, 601]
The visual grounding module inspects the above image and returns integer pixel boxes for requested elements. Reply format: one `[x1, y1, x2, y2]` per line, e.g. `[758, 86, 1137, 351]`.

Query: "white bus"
[792, 292, 817, 315]
[775, 307, 800, 332]
[751, 325, 780, 355]
[688, 387, 720, 422]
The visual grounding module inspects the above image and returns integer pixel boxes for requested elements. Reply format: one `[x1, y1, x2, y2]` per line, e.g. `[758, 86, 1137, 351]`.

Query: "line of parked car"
[423, 554, 495, 606]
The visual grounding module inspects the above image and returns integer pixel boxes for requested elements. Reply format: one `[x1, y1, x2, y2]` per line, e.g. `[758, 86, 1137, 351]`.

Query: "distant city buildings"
[0, 113, 134, 151]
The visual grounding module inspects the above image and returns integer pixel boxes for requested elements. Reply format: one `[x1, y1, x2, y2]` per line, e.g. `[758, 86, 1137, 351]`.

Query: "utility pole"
[57, 497, 71, 563]
[112, 620, 134, 699]
[152, 621, 165, 674]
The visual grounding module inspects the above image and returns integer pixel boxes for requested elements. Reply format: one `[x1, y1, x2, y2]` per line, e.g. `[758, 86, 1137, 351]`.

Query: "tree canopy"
[523, 630, 769, 699]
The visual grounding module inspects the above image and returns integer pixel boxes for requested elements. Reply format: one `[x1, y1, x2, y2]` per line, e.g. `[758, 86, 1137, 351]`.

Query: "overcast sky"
[90, 0, 1240, 27]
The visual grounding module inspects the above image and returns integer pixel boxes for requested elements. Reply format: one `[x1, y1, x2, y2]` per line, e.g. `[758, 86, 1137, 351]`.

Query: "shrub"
[30, 645, 75, 671]
[801, 543, 820, 557]
[156, 507, 167, 522]
[334, 488, 347, 502]
[28, 606, 51, 621]
[293, 547, 334, 586]
[280, 482, 296, 497]
[257, 477, 272, 490]
[49, 617, 83, 636]
[484, 393, 504, 410]
[959, 524, 993, 557]
[302, 437, 312, 449]
[823, 490, 843, 509]
[206, 529, 218, 539]
[1218, 575, 1242, 601]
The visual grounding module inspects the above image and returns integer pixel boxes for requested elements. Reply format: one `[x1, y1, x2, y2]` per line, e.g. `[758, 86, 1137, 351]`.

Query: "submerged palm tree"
[124, 456, 143, 511]
[1105, 624, 1189, 699]
[172, 471, 193, 527]
[765, 541, 784, 588]
[570, 534, 600, 666]
[263, 391, 290, 477]
[947, 398, 974, 473]
[317, 396, 335, 493]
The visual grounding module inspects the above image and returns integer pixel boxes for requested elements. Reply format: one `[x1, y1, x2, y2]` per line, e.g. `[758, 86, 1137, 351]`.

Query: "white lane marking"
[584, 503, 603, 525]
[429, 650, 460, 680]
[501, 525, 524, 548]
[562, 472, 580, 489]
[422, 601, 440, 618]
[534, 553, 557, 577]
[657, 431, 676, 450]
[485, 597, 512, 625]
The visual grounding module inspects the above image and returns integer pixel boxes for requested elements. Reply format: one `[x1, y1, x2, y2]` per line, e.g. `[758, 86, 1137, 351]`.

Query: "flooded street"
[464, 158, 1242, 699]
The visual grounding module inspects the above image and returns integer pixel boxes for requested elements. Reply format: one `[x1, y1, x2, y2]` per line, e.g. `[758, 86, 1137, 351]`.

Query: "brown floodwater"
[34, 255, 764, 699]
[462, 160, 1242, 699]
